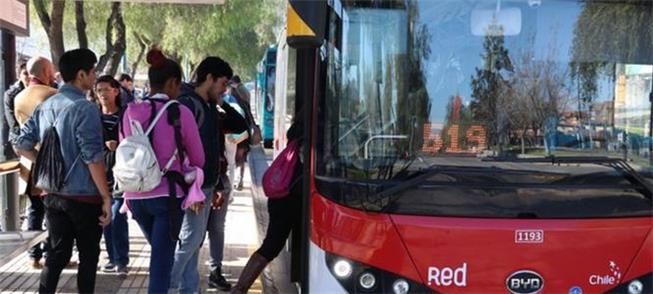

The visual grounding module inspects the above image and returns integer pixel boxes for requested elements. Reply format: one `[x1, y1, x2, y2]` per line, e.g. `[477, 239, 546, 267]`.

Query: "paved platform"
[0, 164, 263, 293]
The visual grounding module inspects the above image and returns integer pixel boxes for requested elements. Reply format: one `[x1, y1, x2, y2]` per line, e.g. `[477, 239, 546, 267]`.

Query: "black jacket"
[3, 81, 24, 159]
[178, 85, 248, 191]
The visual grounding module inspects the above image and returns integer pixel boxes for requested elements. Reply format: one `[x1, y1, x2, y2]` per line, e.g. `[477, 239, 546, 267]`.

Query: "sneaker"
[102, 262, 116, 272]
[235, 182, 244, 191]
[116, 266, 128, 278]
[208, 268, 232, 291]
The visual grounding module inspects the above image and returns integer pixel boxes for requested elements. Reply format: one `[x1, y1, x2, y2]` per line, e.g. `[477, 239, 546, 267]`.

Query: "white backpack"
[113, 100, 180, 193]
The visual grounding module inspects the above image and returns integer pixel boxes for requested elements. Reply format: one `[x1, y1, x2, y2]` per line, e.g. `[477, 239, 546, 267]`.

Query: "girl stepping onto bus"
[232, 113, 304, 294]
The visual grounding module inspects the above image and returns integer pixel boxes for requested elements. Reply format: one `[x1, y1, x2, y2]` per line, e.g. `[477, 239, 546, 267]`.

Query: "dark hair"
[96, 75, 121, 89]
[95, 75, 122, 107]
[195, 56, 233, 85]
[230, 75, 241, 84]
[17, 62, 27, 78]
[146, 48, 182, 89]
[118, 73, 133, 82]
[59, 48, 97, 82]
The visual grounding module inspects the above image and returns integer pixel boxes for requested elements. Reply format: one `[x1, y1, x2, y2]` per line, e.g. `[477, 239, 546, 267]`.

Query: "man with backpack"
[13, 56, 58, 268]
[14, 48, 112, 293]
[170, 56, 247, 292]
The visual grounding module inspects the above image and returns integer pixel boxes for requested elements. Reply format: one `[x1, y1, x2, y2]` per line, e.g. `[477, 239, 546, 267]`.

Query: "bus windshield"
[316, 0, 653, 218]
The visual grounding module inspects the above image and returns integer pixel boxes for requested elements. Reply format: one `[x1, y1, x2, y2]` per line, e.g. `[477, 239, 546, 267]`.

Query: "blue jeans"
[103, 198, 130, 267]
[129, 196, 183, 294]
[170, 189, 212, 293]
[208, 176, 231, 271]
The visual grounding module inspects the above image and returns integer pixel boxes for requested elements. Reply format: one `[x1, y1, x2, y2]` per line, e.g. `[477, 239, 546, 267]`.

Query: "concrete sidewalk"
[0, 164, 263, 293]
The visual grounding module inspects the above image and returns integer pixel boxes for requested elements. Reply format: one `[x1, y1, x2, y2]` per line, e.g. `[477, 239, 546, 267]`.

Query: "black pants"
[256, 192, 301, 261]
[39, 196, 102, 294]
[27, 195, 47, 260]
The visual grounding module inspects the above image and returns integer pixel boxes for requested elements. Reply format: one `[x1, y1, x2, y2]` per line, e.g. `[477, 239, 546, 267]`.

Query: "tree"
[570, 1, 653, 148]
[396, 1, 431, 156]
[31, 0, 283, 80]
[96, 2, 126, 76]
[469, 25, 514, 152]
[75, 1, 88, 49]
[130, 32, 149, 78]
[506, 49, 570, 154]
[33, 0, 65, 67]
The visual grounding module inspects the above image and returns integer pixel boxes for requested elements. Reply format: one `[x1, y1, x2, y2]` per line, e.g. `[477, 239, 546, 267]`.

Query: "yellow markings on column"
[287, 3, 315, 37]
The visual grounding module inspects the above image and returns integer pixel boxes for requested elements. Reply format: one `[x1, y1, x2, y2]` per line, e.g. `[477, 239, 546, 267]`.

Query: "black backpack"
[32, 102, 82, 192]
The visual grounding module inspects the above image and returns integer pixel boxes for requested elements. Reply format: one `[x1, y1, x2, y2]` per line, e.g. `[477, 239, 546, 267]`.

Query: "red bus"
[272, 0, 653, 293]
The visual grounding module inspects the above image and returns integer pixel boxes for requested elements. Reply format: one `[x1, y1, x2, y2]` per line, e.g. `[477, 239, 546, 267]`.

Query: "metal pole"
[0, 171, 19, 231]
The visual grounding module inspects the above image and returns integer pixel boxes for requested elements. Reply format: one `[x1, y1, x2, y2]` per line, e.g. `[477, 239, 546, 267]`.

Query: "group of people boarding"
[6, 47, 302, 294]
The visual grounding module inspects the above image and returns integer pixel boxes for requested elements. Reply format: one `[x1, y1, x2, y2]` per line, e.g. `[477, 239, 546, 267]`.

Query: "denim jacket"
[15, 84, 104, 196]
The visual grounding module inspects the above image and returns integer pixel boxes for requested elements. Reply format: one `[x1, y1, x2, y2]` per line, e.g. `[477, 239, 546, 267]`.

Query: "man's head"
[26, 56, 55, 85]
[59, 49, 98, 91]
[118, 73, 134, 91]
[95, 75, 121, 108]
[230, 75, 242, 85]
[195, 56, 233, 102]
[17, 62, 28, 86]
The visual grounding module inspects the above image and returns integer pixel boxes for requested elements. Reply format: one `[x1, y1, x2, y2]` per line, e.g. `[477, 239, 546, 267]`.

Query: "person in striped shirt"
[95, 75, 130, 277]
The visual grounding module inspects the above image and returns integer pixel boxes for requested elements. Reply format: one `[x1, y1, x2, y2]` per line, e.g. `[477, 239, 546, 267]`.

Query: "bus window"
[315, 0, 653, 218]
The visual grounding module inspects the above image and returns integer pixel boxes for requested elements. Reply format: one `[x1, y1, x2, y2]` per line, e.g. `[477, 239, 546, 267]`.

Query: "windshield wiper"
[374, 165, 509, 211]
[483, 156, 653, 200]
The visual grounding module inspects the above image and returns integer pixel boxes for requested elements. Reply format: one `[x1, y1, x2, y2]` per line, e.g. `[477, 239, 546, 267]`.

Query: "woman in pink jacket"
[120, 49, 204, 294]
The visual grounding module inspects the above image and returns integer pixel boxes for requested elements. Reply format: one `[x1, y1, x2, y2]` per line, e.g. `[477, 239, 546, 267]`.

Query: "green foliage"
[570, 1, 653, 105]
[124, 0, 283, 80]
[32, 0, 283, 80]
[470, 32, 513, 150]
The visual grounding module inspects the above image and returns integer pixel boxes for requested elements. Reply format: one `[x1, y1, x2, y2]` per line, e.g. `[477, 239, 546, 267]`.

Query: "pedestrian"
[227, 76, 253, 191]
[208, 74, 249, 291]
[14, 48, 112, 293]
[95, 75, 130, 278]
[14, 57, 58, 126]
[117, 73, 136, 107]
[2, 61, 28, 160]
[170, 56, 236, 293]
[231, 113, 304, 294]
[120, 48, 204, 294]
[14, 56, 58, 269]
[223, 92, 248, 195]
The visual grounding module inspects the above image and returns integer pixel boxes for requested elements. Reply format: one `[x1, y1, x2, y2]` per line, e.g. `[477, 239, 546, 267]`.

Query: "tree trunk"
[131, 32, 148, 78]
[75, 1, 88, 49]
[97, 2, 126, 76]
[96, 6, 114, 73]
[34, 0, 65, 68]
[104, 2, 126, 76]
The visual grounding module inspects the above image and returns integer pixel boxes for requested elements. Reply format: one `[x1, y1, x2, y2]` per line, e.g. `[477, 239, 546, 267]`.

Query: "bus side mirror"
[287, 0, 327, 48]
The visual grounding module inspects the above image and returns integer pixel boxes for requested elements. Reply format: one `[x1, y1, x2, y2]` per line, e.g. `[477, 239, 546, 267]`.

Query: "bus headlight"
[393, 279, 410, 294]
[359, 272, 376, 289]
[325, 252, 434, 293]
[333, 259, 353, 279]
[629, 280, 644, 294]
